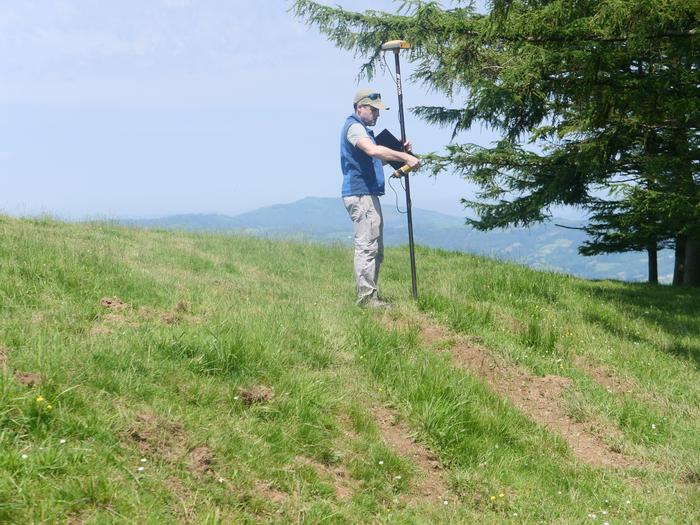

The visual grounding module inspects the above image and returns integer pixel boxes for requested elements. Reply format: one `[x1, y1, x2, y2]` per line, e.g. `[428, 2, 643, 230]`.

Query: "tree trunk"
[647, 243, 658, 284]
[683, 236, 700, 286]
[673, 236, 686, 286]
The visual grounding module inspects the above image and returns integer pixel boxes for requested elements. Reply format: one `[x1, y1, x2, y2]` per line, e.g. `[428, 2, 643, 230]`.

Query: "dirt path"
[394, 318, 642, 469]
[371, 405, 453, 504]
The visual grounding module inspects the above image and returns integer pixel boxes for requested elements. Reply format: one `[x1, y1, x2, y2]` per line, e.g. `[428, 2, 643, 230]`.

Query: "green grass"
[1, 215, 699, 523]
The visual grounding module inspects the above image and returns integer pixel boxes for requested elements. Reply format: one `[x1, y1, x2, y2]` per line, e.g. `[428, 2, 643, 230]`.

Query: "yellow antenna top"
[381, 40, 411, 51]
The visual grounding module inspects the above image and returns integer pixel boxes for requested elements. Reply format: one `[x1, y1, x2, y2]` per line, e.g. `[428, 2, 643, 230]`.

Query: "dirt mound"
[100, 297, 129, 310]
[237, 385, 274, 406]
[187, 446, 215, 476]
[125, 411, 187, 462]
[14, 371, 42, 387]
[254, 480, 287, 504]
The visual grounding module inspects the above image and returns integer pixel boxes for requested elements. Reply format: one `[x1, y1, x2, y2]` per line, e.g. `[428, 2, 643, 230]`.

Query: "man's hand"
[402, 140, 419, 168]
[405, 152, 420, 168]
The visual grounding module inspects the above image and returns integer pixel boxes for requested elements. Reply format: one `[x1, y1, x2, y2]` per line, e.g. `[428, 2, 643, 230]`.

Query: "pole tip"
[381, 40, 410, 51]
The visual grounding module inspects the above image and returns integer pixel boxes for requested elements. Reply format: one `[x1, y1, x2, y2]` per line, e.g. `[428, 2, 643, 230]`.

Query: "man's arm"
[356, 138, 420, 168]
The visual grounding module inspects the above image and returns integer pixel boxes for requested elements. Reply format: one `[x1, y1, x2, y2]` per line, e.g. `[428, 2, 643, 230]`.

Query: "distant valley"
[125, 197, 673, 283]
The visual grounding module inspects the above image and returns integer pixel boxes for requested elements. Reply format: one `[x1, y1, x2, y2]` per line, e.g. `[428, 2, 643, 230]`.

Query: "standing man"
[341, 89, 420, 307]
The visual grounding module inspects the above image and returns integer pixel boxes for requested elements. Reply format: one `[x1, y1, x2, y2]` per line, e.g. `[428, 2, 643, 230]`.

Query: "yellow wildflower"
[36, 396, 45, 403]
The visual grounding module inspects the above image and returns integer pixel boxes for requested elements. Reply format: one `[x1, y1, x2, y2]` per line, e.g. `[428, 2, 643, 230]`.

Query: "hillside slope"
[0, 215, 698, 523]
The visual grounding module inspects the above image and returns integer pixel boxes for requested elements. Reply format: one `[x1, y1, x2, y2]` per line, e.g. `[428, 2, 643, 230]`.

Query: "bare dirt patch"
[237, 385, 274, 406]
[418, 324, 452, 346]
[293, 456, 355, 500]
[137, 305, 202, 326]
[93, 302, 202, 334]
[254, 480, 288, 504]
[372, 405, 452, 503]
[100, 297, 130, 310]
[124, 411, 187, 462]
[431, 325, 641, 469]
[187, 446, 215, 477]
[574, 356, 637, 394]
[14, 371, 42, 387]
[0, 346, 7, 368]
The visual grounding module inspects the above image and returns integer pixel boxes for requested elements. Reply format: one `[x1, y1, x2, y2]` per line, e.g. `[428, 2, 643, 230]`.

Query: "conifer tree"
[294, 0, 700, 284]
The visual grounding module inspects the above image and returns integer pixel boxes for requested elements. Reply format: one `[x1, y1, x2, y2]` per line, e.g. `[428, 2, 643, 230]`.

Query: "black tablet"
[375, 129, 405, 170]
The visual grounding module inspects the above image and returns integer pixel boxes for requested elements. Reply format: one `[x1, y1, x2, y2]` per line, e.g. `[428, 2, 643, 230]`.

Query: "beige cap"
[353, 89, 389, 110]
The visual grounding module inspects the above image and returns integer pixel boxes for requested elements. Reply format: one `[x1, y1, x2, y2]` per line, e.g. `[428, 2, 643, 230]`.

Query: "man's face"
[356, 104, 379, 127]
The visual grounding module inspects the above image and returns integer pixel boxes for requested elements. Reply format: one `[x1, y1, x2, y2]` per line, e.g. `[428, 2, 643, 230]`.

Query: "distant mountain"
[125, 197, 674, 283]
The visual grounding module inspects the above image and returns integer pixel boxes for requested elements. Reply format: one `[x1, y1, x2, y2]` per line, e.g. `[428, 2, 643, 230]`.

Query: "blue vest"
[340, 114, 385, 197]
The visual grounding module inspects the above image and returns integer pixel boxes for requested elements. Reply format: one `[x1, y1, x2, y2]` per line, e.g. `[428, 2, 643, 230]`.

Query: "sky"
[1, 0, 581, 221]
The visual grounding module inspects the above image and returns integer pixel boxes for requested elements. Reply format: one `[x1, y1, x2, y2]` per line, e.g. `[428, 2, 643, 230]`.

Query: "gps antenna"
[382, 39, 418, 300]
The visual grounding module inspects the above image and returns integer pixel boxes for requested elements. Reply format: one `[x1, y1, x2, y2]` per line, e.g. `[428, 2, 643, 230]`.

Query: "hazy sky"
[1, 0, 566, 221]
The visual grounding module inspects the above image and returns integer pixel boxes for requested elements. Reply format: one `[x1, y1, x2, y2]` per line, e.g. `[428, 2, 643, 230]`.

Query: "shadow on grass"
[578, 281, 700, 367]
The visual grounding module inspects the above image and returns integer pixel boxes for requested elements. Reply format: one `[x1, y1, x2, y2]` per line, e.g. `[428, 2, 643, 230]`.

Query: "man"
[340, 89, 420, 307]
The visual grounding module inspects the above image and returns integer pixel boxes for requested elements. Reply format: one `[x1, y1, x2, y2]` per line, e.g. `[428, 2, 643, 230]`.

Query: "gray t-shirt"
[347, 123, 369, 147]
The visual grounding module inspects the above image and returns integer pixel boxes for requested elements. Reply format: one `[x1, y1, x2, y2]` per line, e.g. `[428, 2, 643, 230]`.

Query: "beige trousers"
[343, 195, 384, 303]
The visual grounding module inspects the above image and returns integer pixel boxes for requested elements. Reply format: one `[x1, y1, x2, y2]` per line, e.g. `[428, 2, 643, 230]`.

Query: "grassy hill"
[1, 215, 698, 524]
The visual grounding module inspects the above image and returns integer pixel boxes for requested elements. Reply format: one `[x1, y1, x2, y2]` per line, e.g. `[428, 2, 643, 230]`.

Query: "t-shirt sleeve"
[346, 123, 369, 147]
